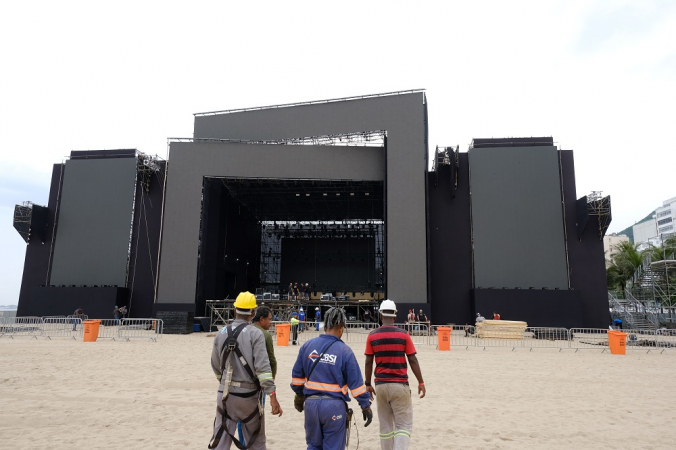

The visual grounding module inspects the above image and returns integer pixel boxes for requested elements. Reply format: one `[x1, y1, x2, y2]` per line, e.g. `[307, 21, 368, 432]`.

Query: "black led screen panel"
[469, 146, 568, 289]
[280, 238, 375, 289]
[50, 157, 137, 286]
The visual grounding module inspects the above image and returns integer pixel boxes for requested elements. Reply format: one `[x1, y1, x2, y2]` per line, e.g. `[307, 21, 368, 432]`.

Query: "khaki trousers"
[375, 383, 413, 450]
[212, 390, 266, 450]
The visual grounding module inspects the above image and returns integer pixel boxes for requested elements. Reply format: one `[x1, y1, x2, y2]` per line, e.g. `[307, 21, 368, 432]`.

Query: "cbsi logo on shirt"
[308, 350, 337, 365]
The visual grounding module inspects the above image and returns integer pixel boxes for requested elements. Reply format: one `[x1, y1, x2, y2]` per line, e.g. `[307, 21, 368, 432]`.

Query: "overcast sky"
[1, 0, 675, 305]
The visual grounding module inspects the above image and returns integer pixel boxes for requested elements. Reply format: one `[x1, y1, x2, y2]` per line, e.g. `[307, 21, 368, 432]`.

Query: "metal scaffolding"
[586, 191, 611, 240]
[258, 220, 385, 294]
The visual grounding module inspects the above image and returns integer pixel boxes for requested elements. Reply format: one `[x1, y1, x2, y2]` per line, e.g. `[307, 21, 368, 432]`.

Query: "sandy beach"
[1, 332, 675, 449]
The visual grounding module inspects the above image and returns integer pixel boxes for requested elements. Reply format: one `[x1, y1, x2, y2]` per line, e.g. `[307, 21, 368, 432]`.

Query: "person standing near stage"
[291, 307, 373, 450]
[290, 312, 300, 345]
[252, 306, 277, 380]
[314, 307, 321, 331]
[209, 292, 282, 450]
[299, 307, 306, 333]
[406, 309, 415, 333]
[365, 299, 426, 450]
[72, 307, 85, 331]
[113, 305, 121, 325]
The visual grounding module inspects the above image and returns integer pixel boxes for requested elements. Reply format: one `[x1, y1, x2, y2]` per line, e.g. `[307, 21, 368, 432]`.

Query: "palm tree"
[606, 241, 644, 291]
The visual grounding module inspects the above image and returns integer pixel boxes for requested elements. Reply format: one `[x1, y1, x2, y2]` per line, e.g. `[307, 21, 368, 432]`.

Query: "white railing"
[42, 318, 82, 340]
[96, 319, 121, 340]
[570, 328, 611, 351]
[0, 316, 162, 342]
[0, 317, 44, 339]
[524, 327, 571, 351]
[118, 319, 163, 341]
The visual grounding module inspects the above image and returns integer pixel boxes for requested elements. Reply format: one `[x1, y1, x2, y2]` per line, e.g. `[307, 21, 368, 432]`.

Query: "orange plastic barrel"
[607, 330, 627, 355]
[437, 326, 451, 351]
[276, 323, 291, 347]
[83, 320, 101, 342]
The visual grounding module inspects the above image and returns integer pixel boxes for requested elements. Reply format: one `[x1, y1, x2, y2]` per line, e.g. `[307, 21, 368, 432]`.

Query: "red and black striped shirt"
[365, 325, 416, 385]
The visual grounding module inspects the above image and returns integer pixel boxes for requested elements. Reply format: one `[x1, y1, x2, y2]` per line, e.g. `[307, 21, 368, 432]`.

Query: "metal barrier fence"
[524, 327, 571, 351]
[474, 327, 525, 350]
[447, 325, 478, 348]
[5, 314, 670, 352]
[0, 317, 44, 339]
[42, 318, 83, 340]
[118, 319, 163, 341]
[96, 319, 121, 340]
[570, 328, 612, 351]
[67, 314, 89, 322]
[0, 317, 163, 342]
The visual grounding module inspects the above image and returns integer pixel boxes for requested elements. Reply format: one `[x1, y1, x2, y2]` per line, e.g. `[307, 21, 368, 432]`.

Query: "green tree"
[607, 241, 644, 291]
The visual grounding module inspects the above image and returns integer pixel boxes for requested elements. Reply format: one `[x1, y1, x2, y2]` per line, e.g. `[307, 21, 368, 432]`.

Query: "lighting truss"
[136, 151, 164, 193]
[193, 89, 425, 116]
[586, 191, 611, 240]
[169, 130, 386, 148]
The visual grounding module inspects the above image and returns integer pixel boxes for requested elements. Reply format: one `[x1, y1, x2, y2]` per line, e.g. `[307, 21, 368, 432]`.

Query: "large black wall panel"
[17, 164, 63, 317]
[30, 287, 127, 319]
[471, 288, 583, 328]
[427, 156, 473, 325]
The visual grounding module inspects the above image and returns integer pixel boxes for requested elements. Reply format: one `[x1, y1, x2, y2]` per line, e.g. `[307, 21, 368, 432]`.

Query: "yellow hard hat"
[233, 291, 257, 310]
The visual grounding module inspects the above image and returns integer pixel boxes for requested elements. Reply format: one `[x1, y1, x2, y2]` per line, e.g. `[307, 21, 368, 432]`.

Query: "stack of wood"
[475, 320, 527, 339]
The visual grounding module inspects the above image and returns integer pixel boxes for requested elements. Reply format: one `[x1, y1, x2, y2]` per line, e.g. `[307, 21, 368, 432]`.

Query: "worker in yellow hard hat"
[209, 292, 283, 449]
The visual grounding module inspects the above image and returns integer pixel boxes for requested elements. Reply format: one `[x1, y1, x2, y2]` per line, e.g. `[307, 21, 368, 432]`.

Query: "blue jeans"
[304, 397, 347, 450]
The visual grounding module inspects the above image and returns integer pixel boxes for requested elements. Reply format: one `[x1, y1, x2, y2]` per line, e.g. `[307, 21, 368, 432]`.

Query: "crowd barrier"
[118, 318, 163, 341]
[0, 317, 44, 339]
[0, 317, 162, 342]
[42, 317, 83, 340]
[94, 319, 120, 340]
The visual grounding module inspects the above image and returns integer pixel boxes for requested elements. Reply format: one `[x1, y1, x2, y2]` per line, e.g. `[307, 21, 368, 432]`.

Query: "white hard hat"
[379, 299, 397, 317]
[300, 307, 303, 311]
[315, 307, 319, 311]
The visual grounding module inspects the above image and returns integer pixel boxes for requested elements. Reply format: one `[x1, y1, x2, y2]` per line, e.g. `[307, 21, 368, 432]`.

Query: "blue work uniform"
[315, 310, 321, 331]
[291, 334, 370, 450]
[299, 311, 306, 332]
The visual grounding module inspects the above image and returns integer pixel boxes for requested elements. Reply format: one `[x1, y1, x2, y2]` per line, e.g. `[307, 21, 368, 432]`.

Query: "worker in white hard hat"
[209, 292, 283, 449]
[314, 306, 321, 331]
[364, 299, 426, 450]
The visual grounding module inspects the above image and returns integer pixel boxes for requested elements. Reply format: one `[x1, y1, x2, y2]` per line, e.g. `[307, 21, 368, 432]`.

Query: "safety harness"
[208, 323, 262, 450]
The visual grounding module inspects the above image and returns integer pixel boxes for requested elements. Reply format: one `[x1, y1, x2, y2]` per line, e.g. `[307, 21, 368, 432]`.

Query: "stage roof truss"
[215, 177, 384, 222]
[169, 130, 386, 148]
[586, 191, 612, 239]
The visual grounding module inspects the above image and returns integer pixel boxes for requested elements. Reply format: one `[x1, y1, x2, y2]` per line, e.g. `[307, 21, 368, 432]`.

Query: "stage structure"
[15, 90, 612, 332]
[15, 150, 165, 320]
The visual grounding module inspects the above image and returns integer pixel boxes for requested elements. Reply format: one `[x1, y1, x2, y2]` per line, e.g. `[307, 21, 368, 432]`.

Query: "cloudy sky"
[1, 0, 675, 305]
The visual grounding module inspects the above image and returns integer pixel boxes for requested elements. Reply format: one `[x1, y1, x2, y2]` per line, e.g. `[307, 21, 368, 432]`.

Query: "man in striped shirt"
[364, 299, 426, 450]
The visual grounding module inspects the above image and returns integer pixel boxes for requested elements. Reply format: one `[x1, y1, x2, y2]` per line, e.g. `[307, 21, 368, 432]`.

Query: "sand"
[1, 332, 675, 449]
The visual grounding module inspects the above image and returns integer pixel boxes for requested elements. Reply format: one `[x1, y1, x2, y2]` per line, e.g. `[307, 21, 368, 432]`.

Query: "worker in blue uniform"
[291, 307, 373, 450]
[315, 307, 321, 331]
